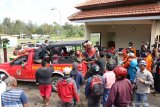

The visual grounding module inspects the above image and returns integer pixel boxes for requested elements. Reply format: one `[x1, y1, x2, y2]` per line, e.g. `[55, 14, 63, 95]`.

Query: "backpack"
[90, 75, 104, 97]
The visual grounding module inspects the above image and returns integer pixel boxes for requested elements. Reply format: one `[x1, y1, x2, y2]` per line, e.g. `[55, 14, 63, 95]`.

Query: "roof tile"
[69, 3, 160, 21]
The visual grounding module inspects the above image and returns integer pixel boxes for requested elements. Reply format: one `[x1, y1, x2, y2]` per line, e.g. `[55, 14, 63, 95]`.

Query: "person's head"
[76, 50, 81, 57]
[63, 67, 72, 77]
[91, 64, 100, 74]
[106, 53, 112, 59]
[72, 62, 78, 70]
[86, 41, 92, 50]
[139, 60, 146, 71]
[44, 40, 49, 44]
[41, 60, 47, 67]
[128, 42, 133, 48]
[4, 76, 17, 90]
[128, 52, 135, 58]
[106, 64, 115, 71]
[96, 41, 99, 45]
[113, 66, 127, 80]
[145, 50, 151, 56]
[100, 52, 105, 58]
[152, 44, 157, 48]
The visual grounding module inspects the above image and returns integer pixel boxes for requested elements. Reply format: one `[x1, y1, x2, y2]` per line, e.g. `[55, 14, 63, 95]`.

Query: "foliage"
[0, 17, 85, 37]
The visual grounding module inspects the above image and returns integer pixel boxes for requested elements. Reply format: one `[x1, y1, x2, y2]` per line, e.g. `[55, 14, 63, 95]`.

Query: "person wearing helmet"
[57, 67, 80, 107]
[106, 66, 133, 107]
[134, 60, 153, 107]
[85, 64, 104, 107]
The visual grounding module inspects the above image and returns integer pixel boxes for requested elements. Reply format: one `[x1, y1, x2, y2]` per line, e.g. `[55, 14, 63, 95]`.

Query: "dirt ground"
[17, 81, 160, 107]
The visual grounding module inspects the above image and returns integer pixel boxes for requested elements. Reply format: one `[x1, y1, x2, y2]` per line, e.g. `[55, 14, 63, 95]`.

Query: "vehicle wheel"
[52, 76, 62, 92]
[0, 73, 8, 80]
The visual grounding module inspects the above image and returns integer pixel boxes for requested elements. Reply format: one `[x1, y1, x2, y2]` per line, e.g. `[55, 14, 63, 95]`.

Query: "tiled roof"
[69, 3, 160, 21]
[76, 0, 124, 8]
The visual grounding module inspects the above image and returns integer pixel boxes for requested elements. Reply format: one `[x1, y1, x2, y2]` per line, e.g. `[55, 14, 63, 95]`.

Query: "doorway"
[107, 32, 116, 48]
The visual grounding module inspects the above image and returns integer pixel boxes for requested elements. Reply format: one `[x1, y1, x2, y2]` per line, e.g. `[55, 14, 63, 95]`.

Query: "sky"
[0, 0, 85, 25]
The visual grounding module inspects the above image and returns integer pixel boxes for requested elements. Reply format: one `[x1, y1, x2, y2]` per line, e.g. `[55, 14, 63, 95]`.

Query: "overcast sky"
[0, 0, 85, 25]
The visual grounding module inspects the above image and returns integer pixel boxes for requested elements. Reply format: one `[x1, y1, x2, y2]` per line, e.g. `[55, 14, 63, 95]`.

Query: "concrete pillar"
[85, 24, 90, 40]
[151, 21, 157, 49]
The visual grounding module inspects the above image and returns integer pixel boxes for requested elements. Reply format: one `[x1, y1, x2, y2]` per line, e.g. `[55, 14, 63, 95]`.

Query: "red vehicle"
[0, 40, 87, 91]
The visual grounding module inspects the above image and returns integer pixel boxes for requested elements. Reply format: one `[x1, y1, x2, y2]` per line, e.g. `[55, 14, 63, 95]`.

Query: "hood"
[130, 59, 138, 67]
[61, 77, 72, 84]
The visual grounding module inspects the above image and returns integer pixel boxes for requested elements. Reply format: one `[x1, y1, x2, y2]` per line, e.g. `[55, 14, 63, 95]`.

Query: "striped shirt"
[1, 89, 28, 107]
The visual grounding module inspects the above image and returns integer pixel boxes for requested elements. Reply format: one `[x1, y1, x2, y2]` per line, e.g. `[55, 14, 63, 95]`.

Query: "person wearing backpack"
[106, 66, 133, 107]
[57, 67, 80, 107]
[102, 64, 116, 107]
[85, 64, 104, 107]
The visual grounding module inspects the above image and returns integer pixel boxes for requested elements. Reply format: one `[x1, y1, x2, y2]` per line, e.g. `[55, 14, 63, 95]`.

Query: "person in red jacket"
[57, 67, 80, 107]
[106, 66, 133, 107]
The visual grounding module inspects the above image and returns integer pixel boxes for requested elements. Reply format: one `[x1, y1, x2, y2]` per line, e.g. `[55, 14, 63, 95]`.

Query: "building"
[0, 34, 18, 47]
[69, 0, 160, 50]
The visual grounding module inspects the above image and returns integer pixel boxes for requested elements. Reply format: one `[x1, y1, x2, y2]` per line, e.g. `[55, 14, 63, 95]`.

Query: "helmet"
[91, 64, 100, 74]
[76, 50, 81, 56]
[63, 67, 72, 76]
[106, 53, 112, 59]
[113, 66, 127, 79]
[139, 60, 147, 66]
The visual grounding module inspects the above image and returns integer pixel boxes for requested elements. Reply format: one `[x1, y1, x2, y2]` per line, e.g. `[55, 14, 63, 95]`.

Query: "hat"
[4, 76, 17, 90]
[139, 60, 147, 66]
[86, 41, 92, 46]
[63, 67, 72, 76]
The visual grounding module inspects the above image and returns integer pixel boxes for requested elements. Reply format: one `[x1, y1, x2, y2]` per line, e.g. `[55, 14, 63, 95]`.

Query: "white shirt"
[0, 80, 6, 107]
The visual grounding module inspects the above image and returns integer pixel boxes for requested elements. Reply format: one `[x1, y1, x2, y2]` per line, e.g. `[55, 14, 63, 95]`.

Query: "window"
[12, 55, 28, 65]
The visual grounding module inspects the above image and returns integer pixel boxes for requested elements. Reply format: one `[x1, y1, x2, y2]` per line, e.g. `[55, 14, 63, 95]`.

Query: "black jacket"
[35, 67, 54, 84]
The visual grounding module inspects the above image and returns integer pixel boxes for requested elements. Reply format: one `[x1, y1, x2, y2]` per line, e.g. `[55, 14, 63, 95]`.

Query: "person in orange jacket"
[128, 42, 137, 57]
[122, 53, 136, 69]
[145, 50, 153, 72]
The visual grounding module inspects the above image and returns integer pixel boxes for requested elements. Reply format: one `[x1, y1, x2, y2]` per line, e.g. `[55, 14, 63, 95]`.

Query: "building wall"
[86, 24, 151, 50]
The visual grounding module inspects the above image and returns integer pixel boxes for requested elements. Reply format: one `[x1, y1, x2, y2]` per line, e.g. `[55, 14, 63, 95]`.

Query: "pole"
[58, 10, 62, 41]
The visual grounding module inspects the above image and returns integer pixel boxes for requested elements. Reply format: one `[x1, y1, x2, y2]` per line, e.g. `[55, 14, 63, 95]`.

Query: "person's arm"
[72, 79, 80, 102]
[144, 72, 154, 86]
[79, 72, 84, 85]
[106, 84, 117, 107]
[20, 91, 29, 107]
[85, 78, 91, 98]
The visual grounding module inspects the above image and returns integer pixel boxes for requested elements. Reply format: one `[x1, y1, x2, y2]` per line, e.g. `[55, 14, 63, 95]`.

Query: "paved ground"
[17, 82, 160, 107]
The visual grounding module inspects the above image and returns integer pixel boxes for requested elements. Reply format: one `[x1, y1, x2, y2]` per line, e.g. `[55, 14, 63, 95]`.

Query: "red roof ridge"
[69, 3, 160, 21]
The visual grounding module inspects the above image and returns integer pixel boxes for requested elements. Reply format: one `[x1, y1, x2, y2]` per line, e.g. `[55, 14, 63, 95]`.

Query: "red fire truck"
[0, 40, 88, 91]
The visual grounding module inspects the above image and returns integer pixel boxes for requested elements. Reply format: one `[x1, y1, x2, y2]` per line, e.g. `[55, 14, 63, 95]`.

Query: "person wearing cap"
[134, 60, 154, 107]
[144, 50, 153, 72]
[106, 66, 133, 107]
[128, 42, 137, 57]
[1, 76, 29, 107]
[57, 67, 80, 107]
[35, 60, 54, 107]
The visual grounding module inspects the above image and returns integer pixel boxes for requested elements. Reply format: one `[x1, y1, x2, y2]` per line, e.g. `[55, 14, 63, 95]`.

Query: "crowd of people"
[0, 40, 160, 107]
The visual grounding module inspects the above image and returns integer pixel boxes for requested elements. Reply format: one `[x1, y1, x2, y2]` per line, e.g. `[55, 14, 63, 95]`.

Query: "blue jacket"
[70, 69, 84, 90]
[128, 59, 139, 82]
